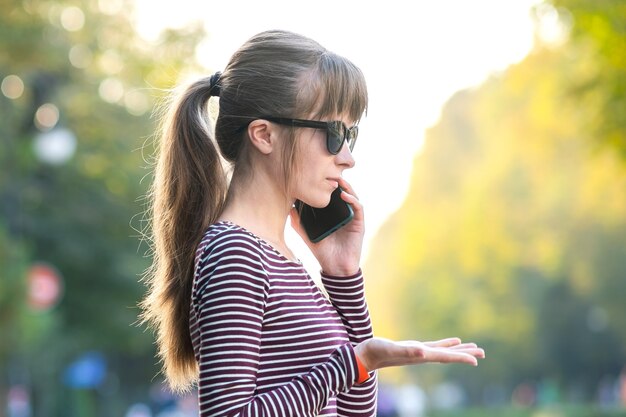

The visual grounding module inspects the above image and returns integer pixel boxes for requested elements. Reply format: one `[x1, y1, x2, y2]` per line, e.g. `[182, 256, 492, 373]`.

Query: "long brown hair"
[140, 30, 368, 391]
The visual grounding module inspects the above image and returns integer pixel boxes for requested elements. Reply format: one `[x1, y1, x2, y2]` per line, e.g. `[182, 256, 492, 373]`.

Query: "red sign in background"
[27, 263, 63, 311]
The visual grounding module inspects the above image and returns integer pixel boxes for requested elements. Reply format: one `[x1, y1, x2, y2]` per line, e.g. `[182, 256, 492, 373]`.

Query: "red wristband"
[355, 354, 370, 384]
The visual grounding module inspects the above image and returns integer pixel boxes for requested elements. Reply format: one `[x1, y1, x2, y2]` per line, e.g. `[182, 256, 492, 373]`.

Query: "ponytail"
[140, 75, 225, 391]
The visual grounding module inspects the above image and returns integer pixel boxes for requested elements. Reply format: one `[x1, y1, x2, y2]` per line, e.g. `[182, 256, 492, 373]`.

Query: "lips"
[326, 177, 340, 188]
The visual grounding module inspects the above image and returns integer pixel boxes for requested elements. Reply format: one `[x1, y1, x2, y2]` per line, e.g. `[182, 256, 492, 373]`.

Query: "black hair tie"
[209, 71, 221, 97]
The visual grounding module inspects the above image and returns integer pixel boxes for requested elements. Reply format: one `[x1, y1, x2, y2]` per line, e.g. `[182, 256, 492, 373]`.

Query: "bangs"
[296, 51, 368, 123]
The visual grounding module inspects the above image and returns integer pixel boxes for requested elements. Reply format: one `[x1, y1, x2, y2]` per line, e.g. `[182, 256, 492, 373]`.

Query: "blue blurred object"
[63, 352, 107, 389]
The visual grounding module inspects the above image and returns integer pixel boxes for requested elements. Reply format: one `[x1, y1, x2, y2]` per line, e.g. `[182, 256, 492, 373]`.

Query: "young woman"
[141, 29, 484, 417]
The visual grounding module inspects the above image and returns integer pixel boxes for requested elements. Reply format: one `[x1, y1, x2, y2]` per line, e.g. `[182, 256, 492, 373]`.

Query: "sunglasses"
[228, 115, 358, 155]
[262, 117, 358, 155]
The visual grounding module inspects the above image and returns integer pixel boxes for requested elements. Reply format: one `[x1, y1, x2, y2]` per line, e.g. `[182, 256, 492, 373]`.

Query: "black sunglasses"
[262, 117, 358, 155]
[227, 115, 358, 155]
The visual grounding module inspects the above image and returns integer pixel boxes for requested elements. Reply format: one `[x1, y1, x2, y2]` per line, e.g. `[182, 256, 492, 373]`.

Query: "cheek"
[286, 144, 308, 194]
[287, 131, 334, 201]
[291, 135, 315, 175]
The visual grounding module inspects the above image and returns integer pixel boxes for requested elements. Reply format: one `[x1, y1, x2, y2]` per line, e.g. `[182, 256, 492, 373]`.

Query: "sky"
[132, 0, 541, 274]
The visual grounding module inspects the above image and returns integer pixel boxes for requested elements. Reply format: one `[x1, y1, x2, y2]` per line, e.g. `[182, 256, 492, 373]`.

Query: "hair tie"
[209, 71, 221, 97]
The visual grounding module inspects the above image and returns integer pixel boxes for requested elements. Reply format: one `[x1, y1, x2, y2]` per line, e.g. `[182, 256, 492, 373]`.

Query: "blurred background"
[1, 0, 625, 416]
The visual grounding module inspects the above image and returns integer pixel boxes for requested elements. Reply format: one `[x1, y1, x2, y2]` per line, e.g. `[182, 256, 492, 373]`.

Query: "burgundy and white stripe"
[190, 221, 377, 416]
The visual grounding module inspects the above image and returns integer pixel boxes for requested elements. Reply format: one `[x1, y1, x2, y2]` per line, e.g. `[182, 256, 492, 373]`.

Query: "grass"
[428, 405, 626, 417]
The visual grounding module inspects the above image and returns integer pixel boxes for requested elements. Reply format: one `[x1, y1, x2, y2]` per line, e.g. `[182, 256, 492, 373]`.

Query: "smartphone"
[294, 186, 354, 243]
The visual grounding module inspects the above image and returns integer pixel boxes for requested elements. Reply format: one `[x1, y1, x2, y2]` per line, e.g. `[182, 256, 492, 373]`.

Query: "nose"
[336, 141, 355, 169]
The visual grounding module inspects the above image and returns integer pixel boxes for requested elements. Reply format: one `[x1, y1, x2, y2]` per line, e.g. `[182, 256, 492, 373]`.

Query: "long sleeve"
[191, 232, 363, 417]
[320, 270, 373, 344]
[320, 270, 378, 417]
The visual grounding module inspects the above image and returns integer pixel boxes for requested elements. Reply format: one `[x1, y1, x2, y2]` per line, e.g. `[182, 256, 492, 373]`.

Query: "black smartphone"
[294, 186, 354, 243]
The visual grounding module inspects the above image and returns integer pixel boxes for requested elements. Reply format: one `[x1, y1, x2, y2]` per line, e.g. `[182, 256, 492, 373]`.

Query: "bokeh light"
[98, 49, 125, 75]
[534, 3, 573, 46]
[98, 0, 124, 15]
[32, 128, 77, 165]
[124, 90, 150, 116]
[69, 44, 93, 69]
[34, 103, 60, 131]
[1, 75, 25, 99]
[99, 77, 124, 103]
[60, 6, 85, 32]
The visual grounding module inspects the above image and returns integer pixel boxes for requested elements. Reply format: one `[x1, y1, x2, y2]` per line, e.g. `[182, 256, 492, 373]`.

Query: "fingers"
[423, 338, 462, 348]
[465, 348, 485, 359]
[441, 341, 485, 359]
[450, 343, 479, 350]
[427, 345, 485, 364]
[340, 188, 360, 205]
[337, 178, 364, 222]
[431, 351, 479, 366]
[397, 343, 479, 367]
[423, 339, 482, 353]
[398, 341, 480, 358]
[418, 338, 486, 366]
[337, 177, 358, 199]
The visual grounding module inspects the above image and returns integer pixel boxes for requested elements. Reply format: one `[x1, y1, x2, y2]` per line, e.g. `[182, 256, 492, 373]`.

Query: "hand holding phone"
[290, 179, 364, 276]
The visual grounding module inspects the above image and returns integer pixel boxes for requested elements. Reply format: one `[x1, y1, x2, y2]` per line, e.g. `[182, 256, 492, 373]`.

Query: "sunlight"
[131, 0, 540, 271]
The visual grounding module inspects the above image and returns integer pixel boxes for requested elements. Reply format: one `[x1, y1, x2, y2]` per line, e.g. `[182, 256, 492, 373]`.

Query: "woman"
[140, 29, 484, 416]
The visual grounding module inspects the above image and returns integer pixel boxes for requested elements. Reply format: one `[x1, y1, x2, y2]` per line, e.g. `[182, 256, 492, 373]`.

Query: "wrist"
[354, 352, 370, 384]
[320, 267, 361, 278]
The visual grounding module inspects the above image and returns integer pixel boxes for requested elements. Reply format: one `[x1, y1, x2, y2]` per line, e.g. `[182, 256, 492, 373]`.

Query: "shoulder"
[196, 221, 267, 269]
[193, 222, 271, 307]
[199, 221, 263, 253]
[193, 221, 273, 294]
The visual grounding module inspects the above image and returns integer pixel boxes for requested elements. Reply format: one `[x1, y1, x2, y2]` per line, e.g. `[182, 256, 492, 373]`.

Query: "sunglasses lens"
[348, 126, 358, 151]
[327, 122, 344, 154]
[326, 122, 358, 154]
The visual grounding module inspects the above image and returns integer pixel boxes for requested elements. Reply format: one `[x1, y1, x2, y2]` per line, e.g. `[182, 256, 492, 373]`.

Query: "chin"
[317, 197, 333, 209]
[301, 193, 332, 209]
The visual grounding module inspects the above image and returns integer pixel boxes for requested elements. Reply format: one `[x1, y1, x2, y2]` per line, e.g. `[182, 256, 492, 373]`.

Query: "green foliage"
[0, 226, 30, 363]
[546, 0, 626, 155]
[365, 4, 626, 400]
[0, 0, 207, 413]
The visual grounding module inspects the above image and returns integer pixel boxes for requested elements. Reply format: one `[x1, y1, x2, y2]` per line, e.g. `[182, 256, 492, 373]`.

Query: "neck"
[219, 169, 293, 248]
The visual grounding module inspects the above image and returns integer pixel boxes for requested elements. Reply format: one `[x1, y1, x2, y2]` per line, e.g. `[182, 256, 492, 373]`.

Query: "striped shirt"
[190, 220, 378, 416]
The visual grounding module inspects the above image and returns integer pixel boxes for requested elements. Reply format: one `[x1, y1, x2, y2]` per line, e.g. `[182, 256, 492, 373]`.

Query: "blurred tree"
[365, 3, 626, 402]
[537, 280, 622, 395]
[546, 0, 626, 156]
[0, 0, 206, 415]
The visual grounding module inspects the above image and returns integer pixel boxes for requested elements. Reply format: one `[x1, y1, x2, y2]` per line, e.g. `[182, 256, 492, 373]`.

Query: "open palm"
[355, 337, 485, 371]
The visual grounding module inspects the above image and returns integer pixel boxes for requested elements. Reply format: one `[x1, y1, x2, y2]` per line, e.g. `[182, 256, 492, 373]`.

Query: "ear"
[246, 119, 276, 155]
